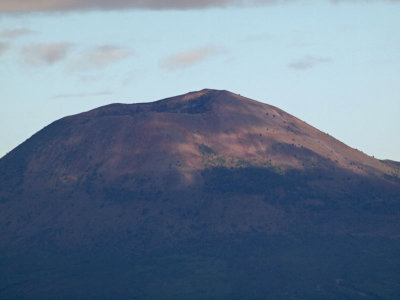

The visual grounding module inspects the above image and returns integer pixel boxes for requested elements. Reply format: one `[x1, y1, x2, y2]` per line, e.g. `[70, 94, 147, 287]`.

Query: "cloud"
[4, 0, 397, 13]
[242, 33, 273, 42]
[1, 0, 232, 12]
[0, 28, 33, 39]
[53, 90, 113, 98]
[22, 42, 72, 66]
[288, 55, 332, 71]
[71, 45, 132, 71]
[160, 45, 225, 71]
[1, 0, 400, 13]
[0, 42, 10, 57]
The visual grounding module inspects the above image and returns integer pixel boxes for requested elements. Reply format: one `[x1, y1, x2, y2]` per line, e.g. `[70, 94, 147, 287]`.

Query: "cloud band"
[2, 0, 398, 13]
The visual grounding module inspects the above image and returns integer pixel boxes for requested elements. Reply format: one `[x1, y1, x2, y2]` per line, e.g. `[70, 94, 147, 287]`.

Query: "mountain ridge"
[2, 89, 397, 184]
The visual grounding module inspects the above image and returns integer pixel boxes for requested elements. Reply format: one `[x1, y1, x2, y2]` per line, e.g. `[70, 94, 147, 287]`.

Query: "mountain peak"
[80, 88, 256, 119]
[2, 89, 398, 191]
[1, 89, 400, 299]
[153, 88, 251, 109]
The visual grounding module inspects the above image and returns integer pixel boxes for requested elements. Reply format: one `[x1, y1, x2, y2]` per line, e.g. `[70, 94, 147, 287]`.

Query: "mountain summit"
[1, 89, 400, 299]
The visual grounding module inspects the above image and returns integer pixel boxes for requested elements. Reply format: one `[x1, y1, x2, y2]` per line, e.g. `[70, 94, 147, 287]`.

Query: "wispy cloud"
[22, 42, 72, 66]
[160, 45, 226, 71]
[70, 45, 132, 71]
[288, 55, 332, 71]
[0, 28, 33, 39]
[2, 0, 397, 13]
[53, 90, 113, 99]
[0, 42, 10, 57]
[0, 0, 239, 12]
[290, 41, 314, 48]
[242, 33, 273, 42]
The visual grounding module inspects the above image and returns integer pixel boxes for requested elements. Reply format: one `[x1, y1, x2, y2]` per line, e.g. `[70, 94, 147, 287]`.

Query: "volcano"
[1, 89, 400, 299]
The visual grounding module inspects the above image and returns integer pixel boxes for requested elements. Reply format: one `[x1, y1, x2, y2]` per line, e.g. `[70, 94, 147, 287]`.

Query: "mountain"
[1, 89, 400, 299]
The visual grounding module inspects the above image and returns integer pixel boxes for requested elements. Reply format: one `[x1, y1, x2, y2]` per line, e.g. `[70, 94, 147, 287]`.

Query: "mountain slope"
[0, 89, 400, 299]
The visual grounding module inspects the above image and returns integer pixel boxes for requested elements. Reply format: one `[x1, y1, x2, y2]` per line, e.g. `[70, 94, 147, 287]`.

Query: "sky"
[0, 0, 399, 161]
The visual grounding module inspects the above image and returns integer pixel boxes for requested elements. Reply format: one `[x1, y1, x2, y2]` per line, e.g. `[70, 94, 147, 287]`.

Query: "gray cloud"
[2, 0, 397, 13]
[160, 45, 225, 71]
[0, 0, 230, 12]
[71, 45, 132, 71]
[0, 28, 33, 39]
[288, 55, 332, 71]
[54, 90, 113, 98]
[22, 42, 72, 66]
[0, 42, 10, 56]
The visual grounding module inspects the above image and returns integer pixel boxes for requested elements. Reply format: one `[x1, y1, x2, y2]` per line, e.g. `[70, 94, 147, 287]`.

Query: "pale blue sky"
[1, 1, 399, 160]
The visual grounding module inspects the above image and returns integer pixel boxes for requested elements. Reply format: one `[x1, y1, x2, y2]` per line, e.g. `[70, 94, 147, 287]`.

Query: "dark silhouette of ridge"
[0, 89, 400, 299]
